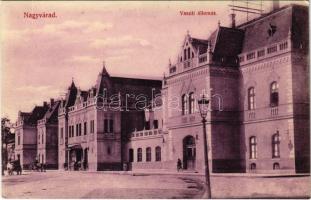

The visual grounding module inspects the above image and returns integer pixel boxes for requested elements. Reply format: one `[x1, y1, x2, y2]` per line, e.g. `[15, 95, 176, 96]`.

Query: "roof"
[94, 66, 162, 107]
[26, 105, 49, 125]
[43, 100, 61, 124]
[190, 38, 209, 50]
[238, 4, 308, 53]
[64, 81, 78, 108]
[212, 27, 244, 57]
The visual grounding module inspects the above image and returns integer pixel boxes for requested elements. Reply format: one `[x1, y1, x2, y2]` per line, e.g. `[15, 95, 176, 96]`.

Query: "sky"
[1, 1, 307, 121]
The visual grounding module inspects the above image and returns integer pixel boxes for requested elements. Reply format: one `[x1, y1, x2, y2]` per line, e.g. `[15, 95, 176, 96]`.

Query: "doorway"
[183, 135, 196, 170]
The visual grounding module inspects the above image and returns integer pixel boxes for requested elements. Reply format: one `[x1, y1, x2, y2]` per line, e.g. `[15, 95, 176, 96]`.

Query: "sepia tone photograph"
[1, 0, 310, 198]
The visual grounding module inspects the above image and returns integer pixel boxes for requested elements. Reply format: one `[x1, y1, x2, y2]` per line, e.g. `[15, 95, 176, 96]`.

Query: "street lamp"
[198, 95, 212, 199]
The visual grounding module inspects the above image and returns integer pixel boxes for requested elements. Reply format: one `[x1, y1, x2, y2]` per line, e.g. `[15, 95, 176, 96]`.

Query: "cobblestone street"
[2, 171, 204, 198]
[2, 171, 310, 198]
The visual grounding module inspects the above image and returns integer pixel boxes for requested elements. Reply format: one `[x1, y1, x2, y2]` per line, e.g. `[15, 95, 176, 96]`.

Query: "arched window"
[182, 94, 188, 115]
[137, 148, 142, 162]
[273, 162, 280, 170]
[155, 146, 161, 161]
[184, 49, 187, 60]
[146, 147, 151, 162]
[250, 163, 256, 170]
[270, 82, 279, 107]
[189, 92, 195, 114]
[250, 136, 257, 159]
[272, 132, 280, 158]
[248, 87, 255, 110]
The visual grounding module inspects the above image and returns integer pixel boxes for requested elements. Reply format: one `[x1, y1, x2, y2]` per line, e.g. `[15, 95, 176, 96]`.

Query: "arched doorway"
[183, 135, 196, 170]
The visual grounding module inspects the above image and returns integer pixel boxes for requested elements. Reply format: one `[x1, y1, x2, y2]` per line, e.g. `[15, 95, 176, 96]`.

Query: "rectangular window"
[137, 148, 142, 162]
[90, 120, 95, 134]
[153, 120, 158, 129]
[60, 128, 64, 144]
[146, 147, 151, 162]
[42, 131, 44, 144]
[104, 119, 108, 133]
[155, 146, 161, 161]
[70, 126, 73, 137]
[145, 121, 150, 130]
[84, 122, 87, 135]
[38, 134, 40, 144]
[109, 119, 113, 133]
[61, 128, 63, 139]
[76, 124, 78, 137]
[89, 121, 92, 134]
[79, 124, 81, 136]
[18, 135, 20, 145]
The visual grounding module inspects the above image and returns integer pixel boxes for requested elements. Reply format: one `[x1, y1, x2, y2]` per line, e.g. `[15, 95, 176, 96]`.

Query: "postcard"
[1, 0, 309, 199]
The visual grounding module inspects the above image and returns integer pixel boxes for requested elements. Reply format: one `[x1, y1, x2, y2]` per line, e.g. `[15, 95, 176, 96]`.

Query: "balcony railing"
[68, 98, 96, 113]
[130, 129, 162, 139]
[239, 39, 291, 66]
[244, 104, 293, 122]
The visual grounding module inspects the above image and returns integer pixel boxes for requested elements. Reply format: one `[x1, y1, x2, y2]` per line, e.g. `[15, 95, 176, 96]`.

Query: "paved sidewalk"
[82, 169, 310, 178]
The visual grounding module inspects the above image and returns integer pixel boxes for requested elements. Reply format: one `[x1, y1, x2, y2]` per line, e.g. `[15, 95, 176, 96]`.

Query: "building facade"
[37, 99, 60, 169]
[14, 4, 309, 174]
[14, 105, 48, 169]
[125, 4, 309, 174]
[57, 65, 162, 171]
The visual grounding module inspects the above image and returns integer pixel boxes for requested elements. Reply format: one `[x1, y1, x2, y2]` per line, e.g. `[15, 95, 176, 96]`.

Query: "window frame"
[249, 136, 257, 159]
[137, 148, 142, 162]
[182, 94, 188, 115]
[272, 132, 280, 158]
[146, 147, 151, 162]
[155, 146, 161, 161]
[189, 92, 195, 114]
[270, 82, 279, 107]
[248, 87, 255, 110]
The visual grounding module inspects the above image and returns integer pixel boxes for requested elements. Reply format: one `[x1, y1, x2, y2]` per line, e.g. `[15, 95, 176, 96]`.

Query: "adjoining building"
[14, 105, 49, 169]
[37, 99, 61, 169]
[57, 65, 162, 171]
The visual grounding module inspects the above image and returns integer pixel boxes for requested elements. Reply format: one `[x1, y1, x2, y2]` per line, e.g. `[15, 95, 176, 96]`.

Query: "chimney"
[230, 13, 236, 28]
[43, 101, 48, 107]
[273, 0, 280, 11]
[50, 98, 55, 106]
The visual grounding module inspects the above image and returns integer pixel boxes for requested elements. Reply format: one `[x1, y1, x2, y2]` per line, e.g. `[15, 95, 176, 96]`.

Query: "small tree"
[2, 117, 13, 175]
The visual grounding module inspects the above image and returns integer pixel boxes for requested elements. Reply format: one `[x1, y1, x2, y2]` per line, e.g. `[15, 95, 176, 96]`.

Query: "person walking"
[177, 158, 182, 172]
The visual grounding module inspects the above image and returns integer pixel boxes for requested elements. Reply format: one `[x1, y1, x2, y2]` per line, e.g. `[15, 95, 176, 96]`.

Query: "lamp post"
[198, 95, 212, 199]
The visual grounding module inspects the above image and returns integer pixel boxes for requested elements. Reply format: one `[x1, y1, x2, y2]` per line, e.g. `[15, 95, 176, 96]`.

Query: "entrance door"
[84, 148, 88, 170]
[183, 136, 196, 170]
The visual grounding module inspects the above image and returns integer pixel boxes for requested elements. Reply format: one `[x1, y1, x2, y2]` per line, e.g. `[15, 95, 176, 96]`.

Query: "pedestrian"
[16, 159, 22, 175]
[7, 160, 13, 175]
[177, 158, 182, 171]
